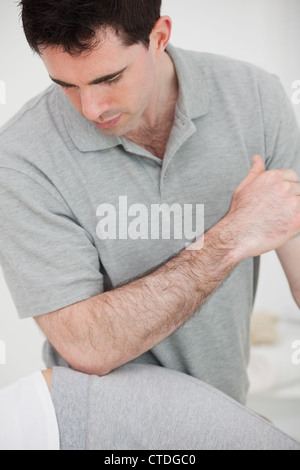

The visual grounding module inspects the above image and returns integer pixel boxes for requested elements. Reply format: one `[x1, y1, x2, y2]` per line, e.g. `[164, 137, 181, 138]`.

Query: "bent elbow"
[61, 346, 115, 377]
[61, 342, 122, 377]
[35, 309, 119, 377]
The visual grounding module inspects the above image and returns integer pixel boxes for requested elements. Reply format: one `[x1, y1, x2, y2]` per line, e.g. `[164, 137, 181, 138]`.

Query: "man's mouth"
[94, 114, 123, 129]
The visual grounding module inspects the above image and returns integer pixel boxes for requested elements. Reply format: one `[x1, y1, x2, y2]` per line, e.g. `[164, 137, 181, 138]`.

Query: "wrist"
[187, 215, 245, 267]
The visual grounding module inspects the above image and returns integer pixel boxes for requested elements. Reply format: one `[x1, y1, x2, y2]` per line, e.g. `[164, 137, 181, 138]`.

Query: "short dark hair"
[19, 0, 162, 55]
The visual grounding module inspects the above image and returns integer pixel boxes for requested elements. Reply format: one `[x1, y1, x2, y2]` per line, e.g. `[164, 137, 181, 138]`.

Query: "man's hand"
[223, 155, 300, 259]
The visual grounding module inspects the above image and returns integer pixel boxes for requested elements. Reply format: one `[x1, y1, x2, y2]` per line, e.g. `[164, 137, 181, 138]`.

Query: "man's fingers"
[274, 168, 299, 183]
[236, 155, 299, 196]
[250, 157, 299, 183]
[284, 181, 300, 196]
[294, 182, 300, 196]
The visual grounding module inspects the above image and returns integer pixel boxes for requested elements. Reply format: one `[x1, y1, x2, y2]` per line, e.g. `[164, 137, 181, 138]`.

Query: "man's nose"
[80, 87, 110, 122]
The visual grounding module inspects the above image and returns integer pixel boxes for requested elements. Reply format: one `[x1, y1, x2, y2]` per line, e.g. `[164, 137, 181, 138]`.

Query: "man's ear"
[150, 16, 173, 53]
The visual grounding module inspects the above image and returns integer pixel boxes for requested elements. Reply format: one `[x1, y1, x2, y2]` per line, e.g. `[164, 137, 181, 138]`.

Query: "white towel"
[0, 371, 60, 450]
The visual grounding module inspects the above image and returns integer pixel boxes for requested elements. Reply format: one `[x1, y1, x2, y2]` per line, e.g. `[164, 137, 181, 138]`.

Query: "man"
[0, 0, 299, 408]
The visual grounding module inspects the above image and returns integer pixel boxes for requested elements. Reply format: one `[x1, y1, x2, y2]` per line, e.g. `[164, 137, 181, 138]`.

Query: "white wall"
[0, 0, 299, 388]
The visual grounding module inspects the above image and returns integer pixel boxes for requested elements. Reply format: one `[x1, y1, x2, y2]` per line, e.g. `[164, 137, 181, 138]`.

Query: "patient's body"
[42, 369, 53, 391]
[1, 364, 300, 450]
[0, 369, 59, 450]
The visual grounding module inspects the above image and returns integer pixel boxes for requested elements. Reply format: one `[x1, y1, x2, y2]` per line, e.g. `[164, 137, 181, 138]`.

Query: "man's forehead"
[41, 30, 142, 85]
[41, 27, 146, 68]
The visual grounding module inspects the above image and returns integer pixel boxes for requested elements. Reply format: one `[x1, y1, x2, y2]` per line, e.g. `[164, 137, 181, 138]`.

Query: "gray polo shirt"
[0, 44, 299, 404]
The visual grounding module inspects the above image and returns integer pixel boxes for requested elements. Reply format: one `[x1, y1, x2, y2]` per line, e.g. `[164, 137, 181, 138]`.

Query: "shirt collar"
[166, 43, 210, 120]
[58, 43, 210, 153]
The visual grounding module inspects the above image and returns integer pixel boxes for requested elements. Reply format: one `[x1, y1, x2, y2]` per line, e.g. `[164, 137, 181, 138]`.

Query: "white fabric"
[0, 371, 60, 450]
[248, 320, 300, 396]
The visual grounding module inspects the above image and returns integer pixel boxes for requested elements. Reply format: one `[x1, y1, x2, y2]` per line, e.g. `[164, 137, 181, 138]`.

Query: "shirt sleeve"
[262, 75, 300, 238]
[0, 168, 104, 318]
[263, 75, 300, 174]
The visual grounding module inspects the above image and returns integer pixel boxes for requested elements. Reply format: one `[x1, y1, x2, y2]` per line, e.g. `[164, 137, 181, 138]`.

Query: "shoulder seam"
[0, 86, 55, 137]
[0, 165, 68, 209]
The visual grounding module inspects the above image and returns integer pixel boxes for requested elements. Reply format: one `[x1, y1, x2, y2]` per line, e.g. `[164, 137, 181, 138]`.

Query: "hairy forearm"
[37, 219, 241, 376]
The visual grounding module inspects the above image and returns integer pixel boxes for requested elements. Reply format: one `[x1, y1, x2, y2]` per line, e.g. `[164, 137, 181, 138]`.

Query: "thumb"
[236, 155, 265, 191]
[245, 155, 265, 181]
[251, 154, 265, 173]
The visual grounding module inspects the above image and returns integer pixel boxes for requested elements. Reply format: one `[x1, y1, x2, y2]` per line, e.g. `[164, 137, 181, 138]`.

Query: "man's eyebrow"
[49, 66, 128, 87]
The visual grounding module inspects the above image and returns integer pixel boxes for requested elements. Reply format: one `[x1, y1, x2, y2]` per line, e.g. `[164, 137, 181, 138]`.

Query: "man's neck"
[124, 51, 179, 159]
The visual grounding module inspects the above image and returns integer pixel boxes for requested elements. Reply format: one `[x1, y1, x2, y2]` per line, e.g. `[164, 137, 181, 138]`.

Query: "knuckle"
[290, 169, 299, 181]
[286, 200, 300, 229]
[264, 170, 280, 184]
[232, 186, 241, 198]
[286, 197, 297, 212]
[278, 181, 291, 195]
[295, 204, 300, 221]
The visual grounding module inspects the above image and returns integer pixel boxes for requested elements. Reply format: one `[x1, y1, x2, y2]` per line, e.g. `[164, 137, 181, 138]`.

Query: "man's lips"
[94, 114, 122, 129]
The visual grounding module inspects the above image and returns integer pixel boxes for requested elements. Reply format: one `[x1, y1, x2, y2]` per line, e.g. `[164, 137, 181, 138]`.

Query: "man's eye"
[61, 84, 76, 90]
[105, 74, 122, 86]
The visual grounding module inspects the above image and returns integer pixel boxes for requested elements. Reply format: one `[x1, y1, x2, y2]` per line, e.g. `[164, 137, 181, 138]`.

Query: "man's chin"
[94, 125, 123, 137]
